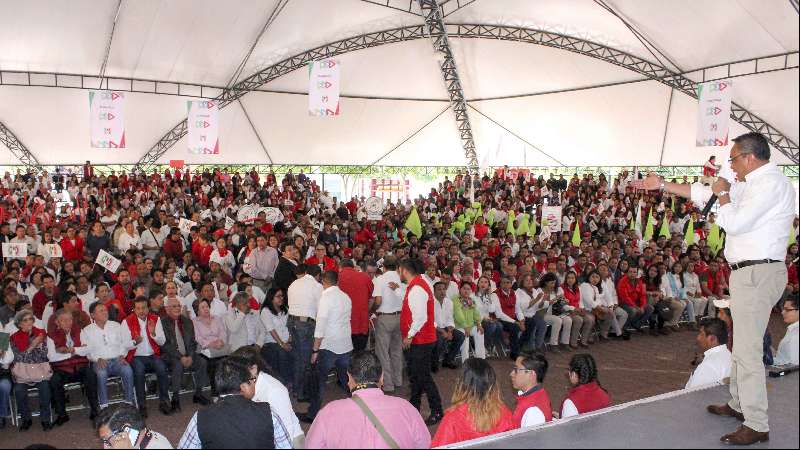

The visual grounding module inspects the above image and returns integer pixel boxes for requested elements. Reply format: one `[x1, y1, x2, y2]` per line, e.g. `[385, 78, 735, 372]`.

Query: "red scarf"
[124, 314, 161, 363]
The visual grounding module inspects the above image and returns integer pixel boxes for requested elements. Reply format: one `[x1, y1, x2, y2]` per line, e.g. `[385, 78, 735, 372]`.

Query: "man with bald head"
[162, 297, 211, 412]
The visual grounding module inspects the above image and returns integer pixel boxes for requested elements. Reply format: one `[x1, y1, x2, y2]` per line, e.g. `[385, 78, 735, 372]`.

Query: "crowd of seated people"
[0, 157, 795, 448]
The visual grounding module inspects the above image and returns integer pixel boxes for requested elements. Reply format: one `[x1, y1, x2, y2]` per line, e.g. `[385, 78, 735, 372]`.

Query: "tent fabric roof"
[0, 0, 797, 167]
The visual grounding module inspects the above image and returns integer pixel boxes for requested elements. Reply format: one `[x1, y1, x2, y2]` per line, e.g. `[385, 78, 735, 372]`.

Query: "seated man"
[306, 351, 431, 449]
[81, 303, 136, 409]
[617, 266, 654, 334]
[178, 356, 292, 449]
[161, 297, 211, 413]
[510, 353, 553, 428]
[686, 318, 732, 389]
[225, 292, 265, 353]
[46, 308, 99, 424]
[123, 296, 172, 417]
[433, 281, 464, 370]
[773, 297, 799, 366]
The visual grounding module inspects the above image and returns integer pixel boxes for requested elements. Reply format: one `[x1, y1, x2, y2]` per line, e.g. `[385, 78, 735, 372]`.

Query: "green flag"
[529, 215, 537, 237]
[789, 224, 796, 247]
[643, 211, 655, 241]
[404, 207, 422, 238]
[708, 223, 723, 256]
[684, 217, 695, 246]
[506, 211, 516, 236]
[487, 209, 496, 227]
[659, 217, 671, 239]
[571, 222, 582, 247]
[516, 213, 530, 236]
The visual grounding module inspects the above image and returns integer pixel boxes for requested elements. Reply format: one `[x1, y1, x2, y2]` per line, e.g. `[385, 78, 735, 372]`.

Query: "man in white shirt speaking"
[686, 318, 732, 389]
[638, 132, 795, 445]
[302, 270, 353, 423]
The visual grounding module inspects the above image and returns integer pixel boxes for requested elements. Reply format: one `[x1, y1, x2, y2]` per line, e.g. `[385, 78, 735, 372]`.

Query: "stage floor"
[454, 372, 799, 449]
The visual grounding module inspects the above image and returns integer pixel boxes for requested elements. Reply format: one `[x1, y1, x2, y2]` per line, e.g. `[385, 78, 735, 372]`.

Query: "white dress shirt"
[254, 371, 305, 442]
[118, 232, 142, 252]
[225, 308, 265, 352]
[600, 278, 619, 307]
[433, 297, 455, 329]
[81, 321, 136, 362]
[561, 400, 581, 419]
[490, 291, 524, 321]
[685, 345, 732, 389]
[473, 292, 516, 323]
[124, 316, 166, 357]
[691, 162, 795, 263]
[47, 336, 90, 362]
[287, 275, 323, 319]
[579, 283, 602, 310]
[683, 272, 703, 297]
[314, 286, 353, 354]
[261, 308, 290, 344]
[516, 288, 548, 318]
[406, 285, 430, 339]
[773, 321, 799, 366]
[372, 271, 405, 313]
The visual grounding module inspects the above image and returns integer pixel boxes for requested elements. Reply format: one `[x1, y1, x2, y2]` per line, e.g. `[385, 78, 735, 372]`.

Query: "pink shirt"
[192, 316, 227, 349]
[305, 388, 431, 449]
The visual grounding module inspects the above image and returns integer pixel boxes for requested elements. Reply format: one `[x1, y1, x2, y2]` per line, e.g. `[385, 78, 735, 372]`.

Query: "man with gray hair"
[225, 291, 265, 353]
[162, 297, 211, 412]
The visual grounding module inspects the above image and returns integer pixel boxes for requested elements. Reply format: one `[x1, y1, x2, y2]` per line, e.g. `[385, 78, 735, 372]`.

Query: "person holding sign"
[59, 226, 84, 263]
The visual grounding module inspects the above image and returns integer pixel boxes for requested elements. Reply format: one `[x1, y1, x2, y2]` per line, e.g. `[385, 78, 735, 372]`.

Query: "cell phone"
[123, 426, 140, 447]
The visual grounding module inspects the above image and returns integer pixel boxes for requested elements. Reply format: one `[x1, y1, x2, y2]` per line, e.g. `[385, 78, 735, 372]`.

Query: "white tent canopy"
[0, 0, 797, 167]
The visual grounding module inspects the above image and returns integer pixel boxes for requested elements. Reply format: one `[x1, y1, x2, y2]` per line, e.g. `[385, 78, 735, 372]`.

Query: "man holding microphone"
[637, 132, 795, 445]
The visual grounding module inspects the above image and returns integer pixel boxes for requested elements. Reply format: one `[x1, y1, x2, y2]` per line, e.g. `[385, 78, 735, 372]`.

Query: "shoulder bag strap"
[351, 395, 400, 450]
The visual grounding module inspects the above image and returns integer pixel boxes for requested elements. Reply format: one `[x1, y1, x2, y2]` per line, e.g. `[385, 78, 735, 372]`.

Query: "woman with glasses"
[432, 358, 515, 446]
[260, 288, 293, 387]
[9, 310, 53, 431]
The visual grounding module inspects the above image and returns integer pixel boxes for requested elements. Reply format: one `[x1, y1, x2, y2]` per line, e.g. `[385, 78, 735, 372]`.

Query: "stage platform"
[448, 372, 799, 449]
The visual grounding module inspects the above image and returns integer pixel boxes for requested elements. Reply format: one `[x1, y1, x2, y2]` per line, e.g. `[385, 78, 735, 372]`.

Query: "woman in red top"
[561, 354, 611, 418]
[432, 358, 515, 447]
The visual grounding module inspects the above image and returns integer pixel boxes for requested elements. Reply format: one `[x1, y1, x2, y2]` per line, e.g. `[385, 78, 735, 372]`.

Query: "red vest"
[494, 289, 517, 320]
[400, 275, 437, 345]
[124, 313, 161, 363]
[562, 381, 611, 415]
[514, 386, 553, 427]
[50, 325, 89, 374]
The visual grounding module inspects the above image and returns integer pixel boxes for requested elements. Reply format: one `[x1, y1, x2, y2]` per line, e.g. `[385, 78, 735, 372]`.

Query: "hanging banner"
[187, 100, 219, 155]
[308, 58, 341, 117]
[90, 91, 126, 148]
[96, 249, 122, 272]
[696, 79, 733, 147]
[364, 197, 384, 221]
[541, 206, 563, 234]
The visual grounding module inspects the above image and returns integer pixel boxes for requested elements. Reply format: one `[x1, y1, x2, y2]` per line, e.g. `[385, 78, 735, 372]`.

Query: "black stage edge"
[446, 373, 799, 449]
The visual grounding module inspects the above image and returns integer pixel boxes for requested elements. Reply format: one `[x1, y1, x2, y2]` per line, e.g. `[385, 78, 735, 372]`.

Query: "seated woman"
[432, 358, 515, 447]
[453, 282, 486, 361]
[192, 298, 229, 395]
[561, 354, 611, 419]
[10, 310, 53, 431]
[563, 271, 595, 348]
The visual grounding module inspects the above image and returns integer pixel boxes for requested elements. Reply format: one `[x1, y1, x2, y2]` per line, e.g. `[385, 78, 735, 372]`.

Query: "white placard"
[200, 209, 212, 221]
[261, 207, 284, 225]
[696, 79, 733, 147]
[2, 243, 27, 259]
[308, 58, 341, 117]
[95, 249, 122, 272]
[187, 100, 219, 155]
[45, 244, 62, 258]
[541, 206, 563, 234]
[90, 91, 126, 148]
[364, 196, 384, 221]
[225, 216, 235, 231]
[179, 218, 197, 234]
[237, 205, 259, 223]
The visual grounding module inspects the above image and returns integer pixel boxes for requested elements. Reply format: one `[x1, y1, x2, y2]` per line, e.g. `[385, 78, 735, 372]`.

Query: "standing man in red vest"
[122, 297, 172, 418]
[400, 258, 444, 426]
[510, 353, 553, 428]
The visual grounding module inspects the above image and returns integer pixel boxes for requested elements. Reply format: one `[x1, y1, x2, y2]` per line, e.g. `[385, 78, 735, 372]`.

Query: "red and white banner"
[90, 91, 125, 148]
[187, 100, 219, 155]
[308, 58, 341, 117]
[696, 79, 733, 147]
[96, 249, 121, 272]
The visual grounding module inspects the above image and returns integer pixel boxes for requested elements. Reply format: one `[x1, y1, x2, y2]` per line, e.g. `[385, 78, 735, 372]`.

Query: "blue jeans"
[95, 358, 135, 407]
[521, 315, 548, 350]
[482, 320, 504, 352]
[262, 343, 294, 388]
[0, 377, 11, 418]
[307, 350, 350, 419]
[288, 318, 315, 399]
[131, 356, 170, 407]
[14, 381, 51, 423]
[435, 329, 465, 365]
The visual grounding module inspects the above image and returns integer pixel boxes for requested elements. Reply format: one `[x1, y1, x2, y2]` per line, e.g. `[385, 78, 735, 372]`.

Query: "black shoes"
[159, 401, 173, 416]
[425, 412, 444, 426]
[139, 406, 148, 419]
[171, 396, 182, 413]
[193, 394, 212, 406]
[298, 413, 315, 424]
[19, 419, 32, 431]
[0, 417, 6, 429]
[442, 361, 459, 370]
[54, 415, 70, 427]
[42, 422, 54, 432]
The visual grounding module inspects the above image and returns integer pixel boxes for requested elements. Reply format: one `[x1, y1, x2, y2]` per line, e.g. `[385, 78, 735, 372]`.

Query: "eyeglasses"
[248, 376, 258, 385]
[511, 368, 533, 374]
[100, 427, 128, 447]
[727, 153, 750, 163]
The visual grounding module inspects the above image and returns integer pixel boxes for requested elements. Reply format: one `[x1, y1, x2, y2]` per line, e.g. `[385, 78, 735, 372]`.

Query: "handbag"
[12, 362, 53, 384]
[654, 300, 672, 320]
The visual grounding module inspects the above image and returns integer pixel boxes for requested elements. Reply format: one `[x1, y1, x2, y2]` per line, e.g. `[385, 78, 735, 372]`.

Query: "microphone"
[701, 159, 735, 217]
[701, 194, 718, 217]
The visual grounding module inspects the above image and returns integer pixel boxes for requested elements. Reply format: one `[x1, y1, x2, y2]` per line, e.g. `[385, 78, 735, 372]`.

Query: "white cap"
[713, 299, 730, 309]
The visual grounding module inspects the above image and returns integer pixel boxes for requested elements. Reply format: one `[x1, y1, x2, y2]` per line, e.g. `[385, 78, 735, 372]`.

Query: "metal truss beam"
[0, 120, 41, 173]
[133, 24, 798, 172]
[360, 0, 478, 17]
[418, 0, 479, 174]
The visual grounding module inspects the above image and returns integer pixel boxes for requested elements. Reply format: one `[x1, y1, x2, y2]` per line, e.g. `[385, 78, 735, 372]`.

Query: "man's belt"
[376, 311, 401, 316]
[289, 315, 315, 323]
[730, 259, 782, 271]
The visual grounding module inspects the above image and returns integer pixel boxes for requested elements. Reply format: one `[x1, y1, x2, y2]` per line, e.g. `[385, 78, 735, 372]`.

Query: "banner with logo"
[179, 217, 197, 234]
[308, 59, 341, 117]
[541, 206, 563, 234]
[96, 249, 121, 272]
[90, 91, 125, 148]
[2, 243, 27, 259]
[187, 100, 219, 155]
[44, 244, 62, 259]
[696, 79, 733, 147]
[225, 216, 236, 231]
[364, 196, 384, 221]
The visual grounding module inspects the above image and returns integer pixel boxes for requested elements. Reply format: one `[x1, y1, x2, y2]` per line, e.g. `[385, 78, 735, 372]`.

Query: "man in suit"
[274, 242, 300, 294]
[162, 297, 211, 412]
